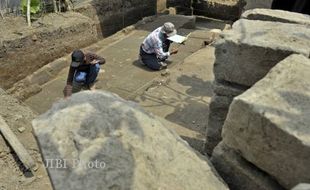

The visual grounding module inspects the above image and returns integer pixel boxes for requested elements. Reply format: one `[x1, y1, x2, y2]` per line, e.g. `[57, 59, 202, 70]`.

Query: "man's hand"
[63, 84, 73, 99]
[170, 48, 178, 55]
[90, 59, 99, 65]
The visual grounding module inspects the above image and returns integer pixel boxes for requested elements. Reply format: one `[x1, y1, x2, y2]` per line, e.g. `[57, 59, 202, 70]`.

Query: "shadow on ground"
[177, 74, 213, 97]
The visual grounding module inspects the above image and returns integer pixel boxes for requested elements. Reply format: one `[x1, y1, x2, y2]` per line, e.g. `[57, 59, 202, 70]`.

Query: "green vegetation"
[21, 0, 41, 14]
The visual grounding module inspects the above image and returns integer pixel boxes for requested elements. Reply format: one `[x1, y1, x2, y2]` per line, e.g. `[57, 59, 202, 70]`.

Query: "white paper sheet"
[168, 34, 188, 44]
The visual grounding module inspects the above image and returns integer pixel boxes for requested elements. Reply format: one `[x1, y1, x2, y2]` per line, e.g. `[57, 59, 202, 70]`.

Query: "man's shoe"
[159, 62, 167, 70]
[88, 83, 96, 91]
[138, 55, 145, 66]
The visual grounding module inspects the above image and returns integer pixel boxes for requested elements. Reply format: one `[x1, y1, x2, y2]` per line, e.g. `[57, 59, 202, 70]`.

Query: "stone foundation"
[205, 11, 310, 155]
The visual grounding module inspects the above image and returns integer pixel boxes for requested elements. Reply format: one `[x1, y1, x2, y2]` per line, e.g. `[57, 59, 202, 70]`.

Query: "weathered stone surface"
[242, 9, 310, 25]
[222, 54, 310, 189]
[211, 142, 284, 190]
[243, 0, 273, 10]
[33, 91, 228, 190]
[292, 184, 310, 190]
[205, 95, 233, 155]
[214, 19, 310, 86]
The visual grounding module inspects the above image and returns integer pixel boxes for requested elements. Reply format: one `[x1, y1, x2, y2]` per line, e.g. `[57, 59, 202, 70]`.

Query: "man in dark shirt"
[63, 49, 105, 98]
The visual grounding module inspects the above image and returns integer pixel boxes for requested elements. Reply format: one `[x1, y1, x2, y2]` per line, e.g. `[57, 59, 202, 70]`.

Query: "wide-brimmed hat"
[161, 22, 177, 37]
[71, 50, 84, 67]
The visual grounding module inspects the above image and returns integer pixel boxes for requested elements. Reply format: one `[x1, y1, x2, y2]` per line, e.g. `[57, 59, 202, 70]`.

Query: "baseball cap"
[161, 22, 177, 37]
[71, 50, 84, 67]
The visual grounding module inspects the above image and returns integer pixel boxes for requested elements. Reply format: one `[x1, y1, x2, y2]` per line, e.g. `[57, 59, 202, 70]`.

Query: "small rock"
[23, 177, 36, 185]
[13, 31, 23, 36]
[0, 88, 5, 95]
[161, 69, 170, 76]
[192, 121, 196, 124]
[0, 151, 6, 158]
[32, 164, 39, 171]
[32, 35, 38, 41]
[111, 131, 122, 137]
[18, 127, 26, 133]
[37, 175, 43, 179]
[14, 115, 23, 121]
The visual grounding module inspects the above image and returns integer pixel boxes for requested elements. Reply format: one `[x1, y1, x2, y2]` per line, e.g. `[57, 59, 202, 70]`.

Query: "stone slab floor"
[25, 17, 226, 152]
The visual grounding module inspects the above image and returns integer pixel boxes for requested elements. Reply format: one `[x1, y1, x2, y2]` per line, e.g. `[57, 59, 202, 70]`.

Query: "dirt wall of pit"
[75, 0, 156, 37]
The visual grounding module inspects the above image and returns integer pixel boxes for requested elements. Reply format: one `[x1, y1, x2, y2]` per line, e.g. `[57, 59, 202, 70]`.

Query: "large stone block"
[242, 8, 310, 25]
[292, 184, 310, 190]
[33, 91, 228, 190]
[211, 142, 284, 190]
[214, 19, 310, 87]
[222, 54, 310, 189]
